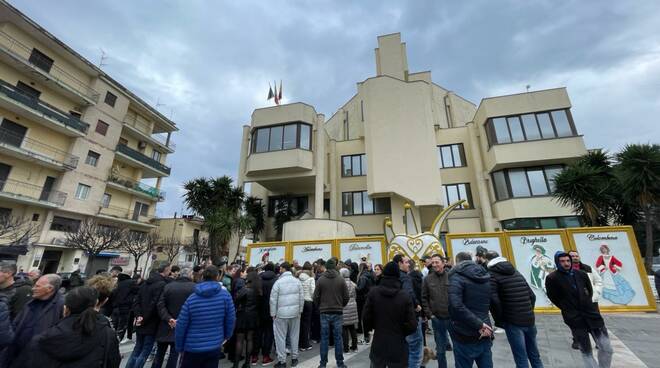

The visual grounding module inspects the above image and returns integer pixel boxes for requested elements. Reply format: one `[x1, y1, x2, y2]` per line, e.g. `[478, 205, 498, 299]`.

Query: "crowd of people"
[0, 246, 625, 368]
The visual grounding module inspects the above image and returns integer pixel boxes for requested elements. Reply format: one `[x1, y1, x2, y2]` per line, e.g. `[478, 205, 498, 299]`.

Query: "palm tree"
[615, 144, 660, 273]
[244, 196, 265, 241]
[183, 176, 245, 264]
[274, 198, 295, 240]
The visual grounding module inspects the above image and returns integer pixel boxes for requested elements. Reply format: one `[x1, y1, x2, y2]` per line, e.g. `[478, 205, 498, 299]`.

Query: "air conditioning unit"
[138, 141, 147, 149]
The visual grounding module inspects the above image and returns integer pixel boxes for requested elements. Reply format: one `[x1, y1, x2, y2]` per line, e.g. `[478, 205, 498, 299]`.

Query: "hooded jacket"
[156, 276, 196, 343]
[111, 273, 138, 314]
[134, 272, 170, 335]
[175, 281, 235, 353]
[362, 276, 417, 366]
[313, 269, 349, 314]
[299, 271, 316, 302]
[340, 269, 358, 326]
[260, 270, 277, 319]
[270, 271, 304, 318]
[448, 261, 492, 342]
[545, 252, 604, 329]
[421, 268, 449, 319]
[356, 270, 375, 302]
[487, 257, 536, 327]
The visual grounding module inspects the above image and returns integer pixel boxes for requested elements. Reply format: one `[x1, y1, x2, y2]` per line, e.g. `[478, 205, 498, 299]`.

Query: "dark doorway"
[0, 119, 28, 147]
[40, 250, 62, 274]
[39, 176, 56, 201]
[0, 163, 11, 191]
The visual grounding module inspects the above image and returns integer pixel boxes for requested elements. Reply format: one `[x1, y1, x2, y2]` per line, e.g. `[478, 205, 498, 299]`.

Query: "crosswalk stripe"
[609, 331, 647, 368]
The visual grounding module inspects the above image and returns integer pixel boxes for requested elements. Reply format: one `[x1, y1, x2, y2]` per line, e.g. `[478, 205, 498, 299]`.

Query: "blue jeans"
[125, 334, 156, 368]
[451, 337, 493, 368]
[405, 317, 423, 368]
[504, 323, 544, 368]
[431, 317, 450, 368]
[320, 313, 344, 367]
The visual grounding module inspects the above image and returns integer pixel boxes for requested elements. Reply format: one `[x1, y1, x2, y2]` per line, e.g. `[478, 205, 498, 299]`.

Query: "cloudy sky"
[12, 0, 660, 217]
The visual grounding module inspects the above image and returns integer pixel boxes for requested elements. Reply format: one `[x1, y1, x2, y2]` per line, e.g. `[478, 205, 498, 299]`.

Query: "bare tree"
[158, 234, 182, 264]
[119, 230, 152, 275]
[64, 219, 125, 274]
[0, 214, 40, 245]
[184, 236, 210, 265]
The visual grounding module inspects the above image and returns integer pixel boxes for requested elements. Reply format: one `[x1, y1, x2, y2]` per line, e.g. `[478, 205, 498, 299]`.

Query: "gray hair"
[339, 268, 350, 279]
[42, 274, 62, 291]
[0, 261, 17, 275]
[455, 252, 473, 263]
[179, 267, 192, 278]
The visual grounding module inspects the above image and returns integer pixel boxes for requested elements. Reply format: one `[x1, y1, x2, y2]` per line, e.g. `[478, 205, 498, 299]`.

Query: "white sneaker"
[493, 327, 505, 334]
[120, 338, 132, 345]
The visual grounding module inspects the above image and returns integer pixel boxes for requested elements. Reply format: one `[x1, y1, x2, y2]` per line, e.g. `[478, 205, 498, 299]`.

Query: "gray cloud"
[11, 0, 660, 216]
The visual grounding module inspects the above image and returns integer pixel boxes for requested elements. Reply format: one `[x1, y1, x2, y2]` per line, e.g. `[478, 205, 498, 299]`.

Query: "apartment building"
[237, 33, 587, 247]
[152, 215, 209, 269]
[0, 2, 177, 274]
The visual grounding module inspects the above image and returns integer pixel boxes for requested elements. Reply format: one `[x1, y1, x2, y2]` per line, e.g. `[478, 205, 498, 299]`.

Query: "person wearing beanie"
[339, 268, 358, 353]
[363, 261, 417, 367]
[313, 258, 349, 368]
[546, 252, 613, 368]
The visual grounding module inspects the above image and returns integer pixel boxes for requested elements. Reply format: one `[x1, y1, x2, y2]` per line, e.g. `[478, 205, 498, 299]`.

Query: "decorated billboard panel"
[291, 241, 333, 265]
[568, 227, 655, 311]
[246, 243, 287, 266]
[446, 232, 507, 261]
[506, 230, 569, 309]
[338, 238, 386, 265]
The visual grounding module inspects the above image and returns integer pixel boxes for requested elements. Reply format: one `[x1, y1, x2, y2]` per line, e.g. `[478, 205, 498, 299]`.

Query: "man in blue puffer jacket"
[175, 265, 235, 368]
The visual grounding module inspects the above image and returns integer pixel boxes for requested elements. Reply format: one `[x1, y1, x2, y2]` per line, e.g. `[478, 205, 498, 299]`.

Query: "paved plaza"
[119, 312, 660, 368]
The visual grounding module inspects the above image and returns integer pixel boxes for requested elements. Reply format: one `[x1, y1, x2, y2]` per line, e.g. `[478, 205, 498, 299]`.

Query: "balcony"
[115, 143, 171, 178]
[123, 113, 175, 153]
[0, 30, 99, 105]
[0, 127, 79, 170]
[97, 204, 156, 227]
[483, 136, 587, 173]
[0, 178, 66, 208]
[107, 173, 165, 201]
[0, 79, 89, 136]
[492, 196, 574, 221]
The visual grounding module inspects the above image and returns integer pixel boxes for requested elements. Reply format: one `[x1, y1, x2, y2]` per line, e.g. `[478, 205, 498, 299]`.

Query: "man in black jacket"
[111, 271, 138, 342]
[154, 268, 195, 368]
[255, 262, 277, 365]
[393, 254, 423, 368]
[0, 262, 32, 319]
[125, 264, 171, 368]
[363, 261, 417, 368]
[487, 256, 542, 368]
[314, 258, 349, 368]
[448, 252, 493, 368]
[546, 252, 613, 368]
[421, 254, 451, 368]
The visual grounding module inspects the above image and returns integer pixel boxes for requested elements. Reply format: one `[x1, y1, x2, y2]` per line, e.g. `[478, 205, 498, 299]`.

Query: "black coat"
[487, 259, 536, 328]
[545, 267, 603, 330]
[235, 286, 261, 330]
[260, 270, 277, 319]
[654, 269, 660, 302]
[409, 270, 423, 311]
[356, 270, 375, 303]
[362, 276, 417, 367]
[134, 273, 169, 336]
[156, 277, 196, 343]
[448, 261, 492, 343]
[111, 274, 138, 314]
[13, 314, 120, 368]
[0, 279, 32, 320]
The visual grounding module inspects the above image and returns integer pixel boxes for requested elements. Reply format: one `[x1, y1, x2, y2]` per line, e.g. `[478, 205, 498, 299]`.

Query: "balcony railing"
[0, 178, 66, 206]
[0, 79, 89, 134]
[98, 204, 154, 223]
[123, 112, 176, 150]
[0, 30, 99, 103]
[108, 173, 166, 201]
[0, 127, 79, 169]
[116, 144, 171, 175]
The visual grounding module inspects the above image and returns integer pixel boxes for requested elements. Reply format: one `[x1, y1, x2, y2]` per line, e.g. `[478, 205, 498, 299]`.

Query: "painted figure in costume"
[529, 244, 555, 294]
[596, 243, 635, 305]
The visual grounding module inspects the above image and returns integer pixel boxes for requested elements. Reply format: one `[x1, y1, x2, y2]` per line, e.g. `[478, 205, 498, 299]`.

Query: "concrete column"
[314, 114, 325, 219]
[329, 139, 338, 219]
[466, 122, 496, 231]
[155, 177, 162, 190]
[237, 125, 251, 188]
[165, 132, 172, 146]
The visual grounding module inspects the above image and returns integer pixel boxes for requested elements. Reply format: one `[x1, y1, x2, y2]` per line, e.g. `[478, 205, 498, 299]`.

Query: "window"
[135, 202, 149, 217]
[95, 120, 109, 136]
[16, 81, 41, 100]
[0, 207, 11, 219]
[28, 48, 54, 73]
[50, 216, 81, 232]
[341, 191, 390, 216]
[342, 154, 366, 176]
[443, 183, 473, 209]
[102, 193, 111, 208]
[85, 151, 100, 166]
[485, 109, 577, 146]
[75, 183, 91, 200]
[251, 122, 312, 153]
[104, 91, 117, 107]
[491, 165, 565, 200]
[267, 196, 308, 217]
[151, 150, 162, 162]
[437, 144, 466, 168]
[118, 137, 128, 146]
[502, 216, 583, 230]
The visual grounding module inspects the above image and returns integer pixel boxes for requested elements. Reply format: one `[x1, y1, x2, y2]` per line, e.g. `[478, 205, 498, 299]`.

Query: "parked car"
[58, 272, 87, 291]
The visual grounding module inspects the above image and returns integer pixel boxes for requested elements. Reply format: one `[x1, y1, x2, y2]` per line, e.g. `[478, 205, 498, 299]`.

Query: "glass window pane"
[509, 169, 531, 197]
[493, 171, 509, 200]
[342, 192, 352, 216]
[537, 113, 555, 139]
[539, 218, 559, 229]
[521, 114, 541, 140]
[507, 117, 525, 142]
[451, 145, 463, 166]
[269, 126, 283, 151]
[492, 118, 511, 143]
[342, 156, 352, 176]
[445, 185, 460, 205]
[544, 165, 563, 192]
[300, 124, 311, 150]
[527, 168, 549, 195]
[374, 198, 391, 213]
[360, 154, 367, 175]
[283, 124, 297, 149]
[353, 192, 363, 214]
[255, 129, 269, 152]
[352, 156, 361, 176]
[362, 192, 374, 214]
[551, 110, 573, 137]
[441, 146, 453, 168]
[458, 184, 470, 207]
[559, 216, 581, 228]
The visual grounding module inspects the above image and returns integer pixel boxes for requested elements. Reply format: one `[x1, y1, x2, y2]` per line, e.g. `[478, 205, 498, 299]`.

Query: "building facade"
[237, 33, 587, 247]
[0, 2, 177, 274]
[152, 216, 209, 270]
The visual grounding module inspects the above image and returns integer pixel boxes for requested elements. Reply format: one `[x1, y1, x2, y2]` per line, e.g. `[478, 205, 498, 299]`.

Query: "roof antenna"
[98, 48, 108, 68]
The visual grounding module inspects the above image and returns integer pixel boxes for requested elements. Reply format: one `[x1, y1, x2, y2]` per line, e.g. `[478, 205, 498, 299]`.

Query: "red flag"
[278, 80, 282, 101]
[273, 80, 280, 105]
